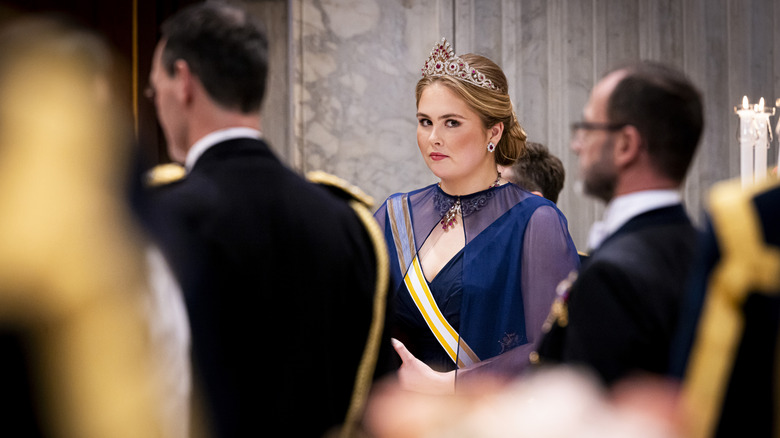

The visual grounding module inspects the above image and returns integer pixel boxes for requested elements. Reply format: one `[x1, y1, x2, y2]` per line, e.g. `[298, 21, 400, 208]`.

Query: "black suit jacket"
[537, 204, 698, 385]
[149, 138, 391, 437]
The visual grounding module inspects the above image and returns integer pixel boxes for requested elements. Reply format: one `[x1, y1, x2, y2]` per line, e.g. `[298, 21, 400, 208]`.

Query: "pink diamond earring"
[487, 142, 496, 152]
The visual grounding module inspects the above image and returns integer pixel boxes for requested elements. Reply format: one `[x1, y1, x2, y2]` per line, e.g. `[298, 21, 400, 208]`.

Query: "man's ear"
[173, 59, 194, 105]
[613, 125, 642, 167]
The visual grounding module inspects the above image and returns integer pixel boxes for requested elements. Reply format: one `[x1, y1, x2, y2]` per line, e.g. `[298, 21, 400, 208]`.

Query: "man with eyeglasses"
[533, 61, 704, 386]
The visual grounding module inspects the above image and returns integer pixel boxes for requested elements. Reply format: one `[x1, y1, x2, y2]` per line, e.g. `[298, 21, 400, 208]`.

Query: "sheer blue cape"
[374, 183, 579, 371]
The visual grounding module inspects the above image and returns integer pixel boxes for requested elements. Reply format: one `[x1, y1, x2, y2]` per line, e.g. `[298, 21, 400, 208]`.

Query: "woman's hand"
[392, 338, 455, 395]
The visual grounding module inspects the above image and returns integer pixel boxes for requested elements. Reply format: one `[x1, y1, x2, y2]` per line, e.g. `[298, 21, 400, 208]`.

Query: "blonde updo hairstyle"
[415, 53, 527, 167]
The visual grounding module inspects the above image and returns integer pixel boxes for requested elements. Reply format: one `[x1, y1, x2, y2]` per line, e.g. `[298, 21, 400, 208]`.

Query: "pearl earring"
[487, 142, 496, 152]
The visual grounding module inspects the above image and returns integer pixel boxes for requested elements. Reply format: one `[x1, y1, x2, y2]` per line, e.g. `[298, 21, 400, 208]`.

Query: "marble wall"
[240, 0, 780, 250]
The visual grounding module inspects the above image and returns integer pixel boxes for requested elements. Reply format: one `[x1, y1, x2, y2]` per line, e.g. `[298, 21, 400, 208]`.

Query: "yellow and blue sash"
[387, 194, 480, 367]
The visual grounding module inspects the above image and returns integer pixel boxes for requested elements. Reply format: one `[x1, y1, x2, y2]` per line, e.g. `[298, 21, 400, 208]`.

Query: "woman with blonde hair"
[374, 38, 579, 393]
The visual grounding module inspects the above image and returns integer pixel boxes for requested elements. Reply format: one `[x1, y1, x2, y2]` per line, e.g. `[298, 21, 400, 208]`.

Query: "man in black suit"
[146, 3, 391, 437]
[535, 61, 704, 385]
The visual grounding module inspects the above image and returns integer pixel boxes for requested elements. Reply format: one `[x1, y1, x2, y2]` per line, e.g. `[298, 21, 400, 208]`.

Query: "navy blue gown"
[375, 183, 579, 376]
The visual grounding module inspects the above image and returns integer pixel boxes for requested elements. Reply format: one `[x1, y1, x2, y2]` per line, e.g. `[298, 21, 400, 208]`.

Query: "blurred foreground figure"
[671, 179, 780, 438]
[0, 15, 168, 438]
[364, 365, 683, 438]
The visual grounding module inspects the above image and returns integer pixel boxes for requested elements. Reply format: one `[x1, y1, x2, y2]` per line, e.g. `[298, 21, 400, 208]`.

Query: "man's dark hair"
[160, 2, 268, 113]
[510, 142, 565, 204]
[607, 61, 704, 183]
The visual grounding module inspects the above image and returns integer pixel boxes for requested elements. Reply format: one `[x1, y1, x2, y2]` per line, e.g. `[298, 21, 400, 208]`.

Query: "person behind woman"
[373, 38, 579, 393]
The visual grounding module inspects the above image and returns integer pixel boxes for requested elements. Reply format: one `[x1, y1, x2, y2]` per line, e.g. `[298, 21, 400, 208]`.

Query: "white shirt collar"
[184, 127, 263, 171]
[586, 189, 682, 250]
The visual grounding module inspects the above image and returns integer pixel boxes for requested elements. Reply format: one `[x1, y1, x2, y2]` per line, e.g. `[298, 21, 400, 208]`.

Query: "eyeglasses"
[570, 121, 627, 143]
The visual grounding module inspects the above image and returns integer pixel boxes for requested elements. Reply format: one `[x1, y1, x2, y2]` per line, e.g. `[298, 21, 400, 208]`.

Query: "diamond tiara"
[421, 37, 498, 91]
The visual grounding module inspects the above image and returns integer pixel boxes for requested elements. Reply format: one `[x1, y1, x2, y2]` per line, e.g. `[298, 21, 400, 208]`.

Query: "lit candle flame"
[742, 95, 749, 110]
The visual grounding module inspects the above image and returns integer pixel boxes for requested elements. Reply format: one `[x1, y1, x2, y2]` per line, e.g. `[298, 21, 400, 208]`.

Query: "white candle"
[754, 98, 769, 182]
[736, 96, 755, 188]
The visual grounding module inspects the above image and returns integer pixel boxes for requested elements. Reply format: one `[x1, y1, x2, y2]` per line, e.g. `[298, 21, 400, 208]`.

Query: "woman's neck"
[439, 169, 501, 196]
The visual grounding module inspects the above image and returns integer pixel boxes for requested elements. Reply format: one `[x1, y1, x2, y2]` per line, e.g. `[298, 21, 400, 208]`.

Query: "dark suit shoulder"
[306, 170, 375, 209]
[593, 220, 698, 272]
[578, 221, 698, 324]
[541, 212, 700, 384]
